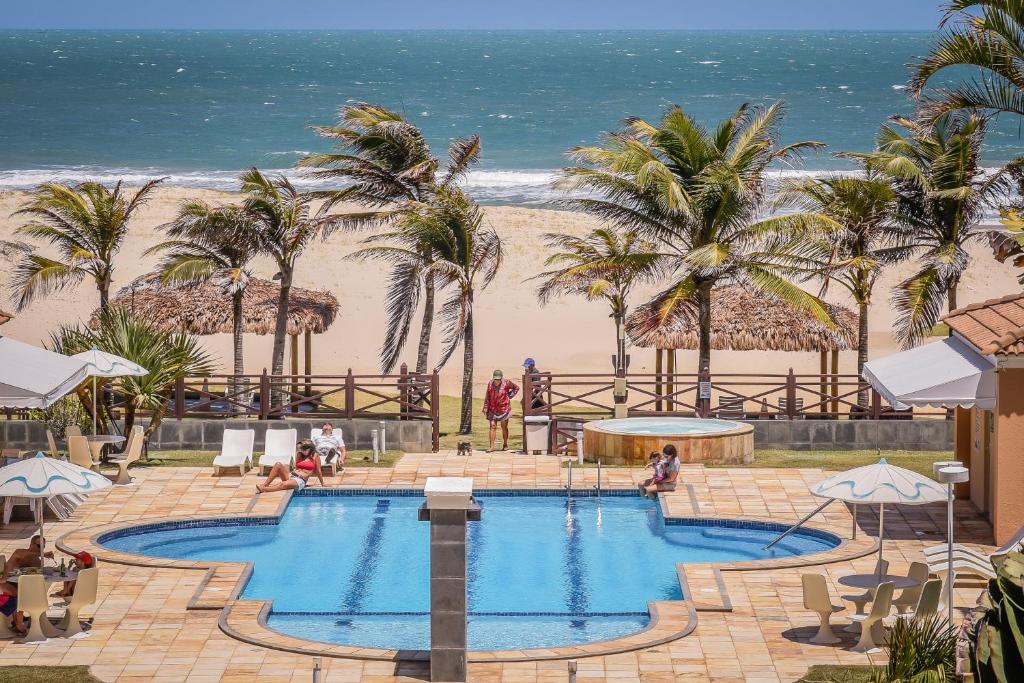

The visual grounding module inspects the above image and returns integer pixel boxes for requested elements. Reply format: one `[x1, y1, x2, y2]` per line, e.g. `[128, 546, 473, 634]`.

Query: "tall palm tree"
[396, 186, 502, 434]
[241, 168, 334, 395]
[850, 113, 1014, 346]
[147, 201, 262, 392]
[560, 102, 839, 373]
[911, 0, 1024, 123]
[301, 104, 481, 374]
[532, 228, 662, 370]
[777, 174, 908, 400]
[10, 179, 163, 311]
[992, 208, 1024, 284]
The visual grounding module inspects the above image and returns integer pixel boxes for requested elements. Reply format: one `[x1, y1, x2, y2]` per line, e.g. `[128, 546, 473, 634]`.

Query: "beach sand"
[0, 187, 1019, 395]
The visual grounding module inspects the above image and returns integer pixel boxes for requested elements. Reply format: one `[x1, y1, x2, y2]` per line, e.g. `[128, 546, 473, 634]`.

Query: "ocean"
[1, 29, 1020, 205]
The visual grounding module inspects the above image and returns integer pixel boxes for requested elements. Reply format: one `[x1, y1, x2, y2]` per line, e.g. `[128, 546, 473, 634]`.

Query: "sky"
[1, 0, 946, 31]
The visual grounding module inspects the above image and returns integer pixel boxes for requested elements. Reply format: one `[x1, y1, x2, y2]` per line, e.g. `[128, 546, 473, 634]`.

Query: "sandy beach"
[0, 187, 1019, 395]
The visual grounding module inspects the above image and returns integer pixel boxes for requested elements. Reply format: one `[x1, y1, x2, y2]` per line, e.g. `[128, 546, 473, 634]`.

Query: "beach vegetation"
[9, 178, 163, 311]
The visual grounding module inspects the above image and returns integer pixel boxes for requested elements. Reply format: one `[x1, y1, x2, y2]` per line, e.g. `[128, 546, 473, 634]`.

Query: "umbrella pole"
[38, 499, 45, 566]
[92, 376, 97, 435]
[877, 503, 884, 581]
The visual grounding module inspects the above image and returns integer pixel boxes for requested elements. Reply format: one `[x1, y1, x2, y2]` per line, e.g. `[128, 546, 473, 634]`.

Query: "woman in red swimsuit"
[257, 441, 324, 494]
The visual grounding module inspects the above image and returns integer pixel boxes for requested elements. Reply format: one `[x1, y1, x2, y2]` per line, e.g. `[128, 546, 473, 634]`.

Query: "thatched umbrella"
[626, 284, 858, 413]
[95, 274, 338, 381]
[0, 310, 13, 326]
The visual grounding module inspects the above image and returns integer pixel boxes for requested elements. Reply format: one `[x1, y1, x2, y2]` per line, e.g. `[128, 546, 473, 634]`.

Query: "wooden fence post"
[259, 369, 270, 420]
[199, 378, 210, 413]
[871, 386, 882, 419]
[430, 370, 440, 452]
[174, 377, 185, 420]
[399, 363, 409, 421]
[786, 368, 797, 419]
[345, 369, 355, 419]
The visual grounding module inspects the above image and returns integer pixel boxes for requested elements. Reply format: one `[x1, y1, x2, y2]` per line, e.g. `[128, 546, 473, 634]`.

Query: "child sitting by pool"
[639, 452, 665, 493]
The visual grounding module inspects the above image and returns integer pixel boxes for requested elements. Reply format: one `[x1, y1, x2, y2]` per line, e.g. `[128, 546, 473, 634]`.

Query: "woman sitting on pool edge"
[256, 441, 324, 494]
[643, 445, 679, 499]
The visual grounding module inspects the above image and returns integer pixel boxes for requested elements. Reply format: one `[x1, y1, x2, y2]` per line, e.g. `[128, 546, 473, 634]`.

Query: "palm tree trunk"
[270, 270, 292, 410]
[857, 300, 870, 408]
[697, 281, 713, 373]
[416, 273, 435, 374]
[98, 277, 110, 311]
[947, 282, 958, 313]
[458, 301, 474, 435]
[232, 290, 245, 409]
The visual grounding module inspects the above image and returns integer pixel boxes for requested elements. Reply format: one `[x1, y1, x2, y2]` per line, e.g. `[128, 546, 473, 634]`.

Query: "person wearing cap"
[483, 370, 519, 452]
[523, 357, 546, 410]
[52, 550, 95, 599]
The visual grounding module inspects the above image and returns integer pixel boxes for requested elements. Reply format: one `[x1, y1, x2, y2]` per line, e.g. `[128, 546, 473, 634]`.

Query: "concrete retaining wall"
[746, 418, 953, 451]
[1, 418, 435, 454]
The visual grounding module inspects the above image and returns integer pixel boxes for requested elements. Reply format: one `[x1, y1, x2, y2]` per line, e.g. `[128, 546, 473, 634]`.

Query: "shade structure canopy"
[625, 284, 858, 352]
[0, 337, 90, 409]
[862, 336, 996, 411]
[0, 453, 111, 563]
[811, 459, 946, 575]
[94, 274, 339, 337]
[72, 348, 148, 434]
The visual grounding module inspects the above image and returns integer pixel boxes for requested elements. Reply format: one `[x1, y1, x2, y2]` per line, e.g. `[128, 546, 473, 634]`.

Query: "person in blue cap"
[523, 357, 546, 410]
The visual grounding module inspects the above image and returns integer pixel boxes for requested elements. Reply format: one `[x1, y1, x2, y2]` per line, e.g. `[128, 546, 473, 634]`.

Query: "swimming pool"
[99, 491, 838, 650]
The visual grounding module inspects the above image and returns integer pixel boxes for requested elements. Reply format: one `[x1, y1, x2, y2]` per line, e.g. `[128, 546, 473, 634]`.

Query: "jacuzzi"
[583, 417, 754, 465]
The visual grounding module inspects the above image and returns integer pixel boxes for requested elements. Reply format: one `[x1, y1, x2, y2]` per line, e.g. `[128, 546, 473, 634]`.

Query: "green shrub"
[969, 548, 1024, 682]
[872, 615, 956, 683]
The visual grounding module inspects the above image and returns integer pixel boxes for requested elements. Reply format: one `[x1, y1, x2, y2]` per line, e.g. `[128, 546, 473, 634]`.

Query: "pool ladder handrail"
[762, 498, 835, 550]
[594, 458, 602, 499]
[566, 458, 573, 501]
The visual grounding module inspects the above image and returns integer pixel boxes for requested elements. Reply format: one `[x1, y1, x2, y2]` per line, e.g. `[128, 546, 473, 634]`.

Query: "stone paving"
[0, 452, 995, 682]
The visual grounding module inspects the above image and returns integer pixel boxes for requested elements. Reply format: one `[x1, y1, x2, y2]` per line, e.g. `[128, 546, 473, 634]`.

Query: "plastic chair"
[15, 574, 60, 642]
[108, 426, 143, 485]
[57, 566, 98, 636]
[801, 574, 844, 644]
[897, 578, 942, 622]
[212, 429, 255, 476]
[68, 436, 95, 472]
[259, 429, 297, 475]
[45, 430, 61, 459]
[849, 581, 894, 653]
[842, 558, 889, 620]
[2, 496, 40, 526]
[892, 562, 930, 613]
[64, 425, 82, 439]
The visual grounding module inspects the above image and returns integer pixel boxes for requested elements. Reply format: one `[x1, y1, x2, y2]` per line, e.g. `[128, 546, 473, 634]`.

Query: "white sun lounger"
[923, 525, 1024, 563]
[212, 429, 255, 476]
[259, 428, 297, 475]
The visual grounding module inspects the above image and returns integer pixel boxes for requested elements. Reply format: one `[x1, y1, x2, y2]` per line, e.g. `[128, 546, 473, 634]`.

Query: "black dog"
[456, 441, 473, 457]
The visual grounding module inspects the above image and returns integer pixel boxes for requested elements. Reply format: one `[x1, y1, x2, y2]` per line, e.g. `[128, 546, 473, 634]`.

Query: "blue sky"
[2, 1, 945, 30]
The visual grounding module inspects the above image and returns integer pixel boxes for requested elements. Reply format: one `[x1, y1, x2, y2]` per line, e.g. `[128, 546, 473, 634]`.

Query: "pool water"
[101, 493, 837, 650]
[594, 418, 742, 435]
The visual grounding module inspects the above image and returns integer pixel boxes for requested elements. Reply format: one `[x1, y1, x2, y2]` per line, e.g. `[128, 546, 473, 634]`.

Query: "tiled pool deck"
[0, 452, 995, 682]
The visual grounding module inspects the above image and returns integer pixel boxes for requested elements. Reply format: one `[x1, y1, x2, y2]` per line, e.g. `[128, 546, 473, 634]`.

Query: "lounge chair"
[212, 429, 255, 476]
[107, 426, 143, 485]
[849, 581, 894, 653]
[57, 566, 98, 636]
[716, 396, 746, 419]
[310, 427, 340, 477]
[801, 573, 844, 644]
[892, 561, 930, 613]
[923, 525, 1024, 564]
[259, 428, 297, 475]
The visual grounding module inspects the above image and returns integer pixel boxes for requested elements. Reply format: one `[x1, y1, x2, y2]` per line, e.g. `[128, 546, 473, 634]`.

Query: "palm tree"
[241, 168, 334, 396]
[560, 102, 839, 373]
[850, 113, 1014, 346]
[992, 208, 1024, 284]
[533, 228, 662, 371]
[10, 179, 163, 311]
[910, 0, 1024, 123]
[777, 174, 908, 401]
[147, 201, 262, 393]
[301, 104, 481, 374]
[396, 186, 502, 434]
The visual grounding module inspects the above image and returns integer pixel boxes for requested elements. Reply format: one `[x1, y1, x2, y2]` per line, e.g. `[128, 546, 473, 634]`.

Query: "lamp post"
[934, 461, 969, 624]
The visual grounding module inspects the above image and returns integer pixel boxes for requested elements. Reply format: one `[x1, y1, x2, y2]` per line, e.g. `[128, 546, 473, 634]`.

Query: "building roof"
[94, 274, 339, 336]
[943, 292, 1024, 356]
[625, 284, 858, 352]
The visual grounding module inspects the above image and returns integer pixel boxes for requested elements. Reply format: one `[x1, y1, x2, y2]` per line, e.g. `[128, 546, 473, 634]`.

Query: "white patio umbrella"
[811, 458, 946, 577]
[71, 348, 148, 435]
[0, 453, 111, 564]
[0, 337, 90, 409]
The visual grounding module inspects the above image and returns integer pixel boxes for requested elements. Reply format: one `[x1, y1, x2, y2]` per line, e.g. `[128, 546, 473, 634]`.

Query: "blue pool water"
[101, 492, 838, 650]
[595, 417, 742, 435]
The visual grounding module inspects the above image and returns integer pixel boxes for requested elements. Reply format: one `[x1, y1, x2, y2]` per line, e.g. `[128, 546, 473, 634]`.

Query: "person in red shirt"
[483, 369, 519, 452]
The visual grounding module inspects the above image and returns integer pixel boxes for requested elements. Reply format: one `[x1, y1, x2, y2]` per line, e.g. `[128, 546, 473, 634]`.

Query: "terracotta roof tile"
[943, 292, 1024, 355]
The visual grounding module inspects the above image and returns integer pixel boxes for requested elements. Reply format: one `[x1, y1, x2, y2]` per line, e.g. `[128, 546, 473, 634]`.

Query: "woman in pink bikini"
[256, 441, 325, 493]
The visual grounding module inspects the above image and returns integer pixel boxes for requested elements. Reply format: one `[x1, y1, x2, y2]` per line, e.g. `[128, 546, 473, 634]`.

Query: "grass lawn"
[795, 664, 877, 682]
[0, 667, 102, 683]
[137, 448, 404, 469]
[710, 449, 953, 479]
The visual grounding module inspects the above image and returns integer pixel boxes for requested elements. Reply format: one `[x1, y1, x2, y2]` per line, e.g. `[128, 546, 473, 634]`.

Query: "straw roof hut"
[97, 274, 338, 337]
[0, 310, 12, 326]
[626, 284, 857, 353]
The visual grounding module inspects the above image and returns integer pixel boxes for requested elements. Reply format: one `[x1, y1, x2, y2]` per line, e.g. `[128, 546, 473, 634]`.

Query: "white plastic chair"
[107, 426, 143, 485]
[0, 554, 14, 639]
[897, 578, 942, 622]
[57, 566, 98, 636]
[45, 430, 61, 459]
[259, 429, 297, 475]
[68, 436, 95, 472]
[212, 429, 255, 476]
[892, 562, 930, 613]
[15, 574, 61, 642]
[310, 428, 339, 477]
[64, 425, 82, 439]
[2, 496, 40, 526]
[801, 574, 844, 644]
[849, 581, 894, 653]
[842, 558, 889, 619]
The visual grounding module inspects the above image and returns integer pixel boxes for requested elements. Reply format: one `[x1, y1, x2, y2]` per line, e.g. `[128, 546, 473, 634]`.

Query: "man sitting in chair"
[0, 535, 53, 635]
[312, 423, 346, 468]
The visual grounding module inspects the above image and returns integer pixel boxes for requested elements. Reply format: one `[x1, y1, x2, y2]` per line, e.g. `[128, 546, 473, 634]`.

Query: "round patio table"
[85, 434, 126, 464]
[838, 573, 921, 590]
[8, 569, 78, 585]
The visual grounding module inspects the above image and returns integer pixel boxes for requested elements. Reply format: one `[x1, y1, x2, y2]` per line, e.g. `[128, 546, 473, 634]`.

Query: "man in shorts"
[482, 370, 519, 452]
[312, 422, 346, 468]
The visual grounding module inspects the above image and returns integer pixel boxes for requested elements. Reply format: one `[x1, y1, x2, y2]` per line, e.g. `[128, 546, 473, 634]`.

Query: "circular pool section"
[584, 417, 754, 466]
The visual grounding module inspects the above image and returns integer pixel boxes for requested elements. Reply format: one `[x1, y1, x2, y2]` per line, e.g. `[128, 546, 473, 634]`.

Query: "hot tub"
[583, 417, 753, 466]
